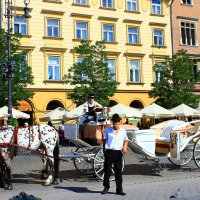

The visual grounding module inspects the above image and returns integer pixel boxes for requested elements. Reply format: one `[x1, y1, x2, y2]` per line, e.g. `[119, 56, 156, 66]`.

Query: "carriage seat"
[95, 111, 107, 123]
[185, 123, 199, 136]
[155, 137, 170, 155]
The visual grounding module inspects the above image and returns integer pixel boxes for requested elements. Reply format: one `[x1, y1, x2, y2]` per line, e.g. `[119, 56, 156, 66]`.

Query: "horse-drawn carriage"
[1, 107, 200, 190]
[126, 119, 200, 167]
[62, 110, 200, 180]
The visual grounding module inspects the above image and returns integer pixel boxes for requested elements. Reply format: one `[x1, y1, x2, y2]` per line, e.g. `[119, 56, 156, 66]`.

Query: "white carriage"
[125, 119, 200, 168]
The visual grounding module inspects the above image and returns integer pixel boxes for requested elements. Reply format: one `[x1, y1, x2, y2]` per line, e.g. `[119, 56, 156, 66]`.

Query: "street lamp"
[1, 0, 31, 122]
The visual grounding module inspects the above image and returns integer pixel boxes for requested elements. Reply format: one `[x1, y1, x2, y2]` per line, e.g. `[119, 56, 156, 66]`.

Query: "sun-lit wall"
[2, 0, 172, 123]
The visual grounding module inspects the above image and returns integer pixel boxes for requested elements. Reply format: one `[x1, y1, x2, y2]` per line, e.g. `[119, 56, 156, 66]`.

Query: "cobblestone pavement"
[1, 146, 200, 200]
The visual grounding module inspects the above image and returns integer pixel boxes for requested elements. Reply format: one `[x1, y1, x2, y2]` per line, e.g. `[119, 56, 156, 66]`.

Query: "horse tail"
[53, 135, 60, 182]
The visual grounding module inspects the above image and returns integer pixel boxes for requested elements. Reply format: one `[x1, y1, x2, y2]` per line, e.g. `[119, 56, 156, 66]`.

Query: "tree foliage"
[64, 41, 118, 106]
[0, 28, 34, 107]
[149, 50, 200, 109]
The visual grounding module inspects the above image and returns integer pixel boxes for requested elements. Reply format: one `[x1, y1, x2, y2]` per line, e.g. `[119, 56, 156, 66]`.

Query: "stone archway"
[18, 100, 34, 126]
[130, 100, 144, 109]
[46, 100, 64, 110]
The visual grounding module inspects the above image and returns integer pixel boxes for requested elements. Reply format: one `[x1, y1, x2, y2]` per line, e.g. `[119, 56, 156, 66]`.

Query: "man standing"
[101, 113, 128, 195]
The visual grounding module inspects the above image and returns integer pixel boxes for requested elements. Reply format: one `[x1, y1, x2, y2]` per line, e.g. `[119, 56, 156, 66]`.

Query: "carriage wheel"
[168, 141, 193, 166]
[73, 147, 95, 175]
[193, 137, 200, 168]
[93, 149, 125, 181]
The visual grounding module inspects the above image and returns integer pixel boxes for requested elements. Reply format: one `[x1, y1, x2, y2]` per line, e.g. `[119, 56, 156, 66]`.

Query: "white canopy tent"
[39, 107, 68, 122]
[140, 103, 174, 119]
[0, 106, 30, 119]
[63, 104, 85, 120]
[109, 103, 142, 118]
[170, 103, 199, 117]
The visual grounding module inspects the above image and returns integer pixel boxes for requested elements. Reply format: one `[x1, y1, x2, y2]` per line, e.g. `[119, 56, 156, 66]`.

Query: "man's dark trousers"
[103, 149, 123, 192]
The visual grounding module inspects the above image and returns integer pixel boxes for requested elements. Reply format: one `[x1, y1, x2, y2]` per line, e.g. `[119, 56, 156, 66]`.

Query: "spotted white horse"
[0, 124, 60, 190]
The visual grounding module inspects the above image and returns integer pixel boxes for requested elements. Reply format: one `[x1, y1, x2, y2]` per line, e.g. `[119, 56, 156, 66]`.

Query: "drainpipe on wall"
[0, 0, 2, 28]
[170, 0, 175, 59]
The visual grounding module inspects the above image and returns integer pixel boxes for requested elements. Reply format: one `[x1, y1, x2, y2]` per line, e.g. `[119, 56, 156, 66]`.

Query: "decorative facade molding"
[40, 47, 67, 52]
[123, 19, 142, 24]
[43, 0, 63, 4]
[98, 16, 118, 21]
[149, 22, 167, 27]
[124, 52, 145, 57]
[70, 13, 93, 18]
[41, 9, 65, 15]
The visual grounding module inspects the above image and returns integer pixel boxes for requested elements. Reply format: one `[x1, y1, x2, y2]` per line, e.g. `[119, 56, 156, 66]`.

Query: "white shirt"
[86, 101, 101, 108]
[104, 126, 128, 150]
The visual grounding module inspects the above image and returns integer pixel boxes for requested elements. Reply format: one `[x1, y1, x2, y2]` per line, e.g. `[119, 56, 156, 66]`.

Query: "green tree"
[149, 49, 200, 109]
[64, 41, 118, 106]
[0, 28, 34, 107]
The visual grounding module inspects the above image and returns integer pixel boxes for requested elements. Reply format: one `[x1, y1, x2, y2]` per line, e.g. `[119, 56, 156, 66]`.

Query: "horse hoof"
[53, 180, 59, 185]
[43, 182, 51, 186]
[41, 176, 47, 180]
[5, 184, 13, 190]
[41, 174, 48, 180]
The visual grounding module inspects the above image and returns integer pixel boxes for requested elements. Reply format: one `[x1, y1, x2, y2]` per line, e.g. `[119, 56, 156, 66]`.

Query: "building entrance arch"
[108, 100, 118, 107]
[130, 100, 144, 109]
[18, 100, 34, 126]
[46, 100, 64, 110]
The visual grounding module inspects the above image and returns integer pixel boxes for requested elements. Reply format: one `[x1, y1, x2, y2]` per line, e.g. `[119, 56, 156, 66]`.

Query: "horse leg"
[41, 156, 48, 180]
[43, 140, 60, 186]
[43, 157, 54, 186]
[0, 154, 13, 190]
[0, 159, 4, 188]
[53, 141, 60, 185]
[3, 163, 13, 190]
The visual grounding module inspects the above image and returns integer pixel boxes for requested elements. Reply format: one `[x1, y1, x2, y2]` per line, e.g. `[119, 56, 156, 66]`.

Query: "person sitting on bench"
[78, 94, 103, 125]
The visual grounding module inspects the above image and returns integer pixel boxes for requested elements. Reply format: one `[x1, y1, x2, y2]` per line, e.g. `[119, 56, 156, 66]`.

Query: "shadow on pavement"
[54, 186, 103, 194]
[123, 163, 163, 176]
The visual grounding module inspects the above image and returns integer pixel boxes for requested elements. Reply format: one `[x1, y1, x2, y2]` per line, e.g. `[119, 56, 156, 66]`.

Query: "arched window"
[108, 100, 118, 107]
[46, 100, 64, 110]
[130, 100, 144, 109]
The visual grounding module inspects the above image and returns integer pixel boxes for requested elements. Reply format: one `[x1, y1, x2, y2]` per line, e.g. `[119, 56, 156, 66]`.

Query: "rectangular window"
[74, 0, 87, 4]
[154, 62, 164, 82]
[14, 16, 27, 35]
[126, 0, 137, 12]
[129, 60, 140, 82]
[19, 55, 28, 80]
[128, 27, 139, 44]
[182, 0, 192, 5]
[76, 22, 88, 40]
[107, 60, 116, 81]
[153, 29, 163, 46]
[180, 20, 196, 46]
[152, 0, 161, 15]
[48, 56, 60, 80]
[103, 24, 114, 42]
[77, 57, 89, 80]
[47, 19, 60, 38]
[102, 0, 113, 8]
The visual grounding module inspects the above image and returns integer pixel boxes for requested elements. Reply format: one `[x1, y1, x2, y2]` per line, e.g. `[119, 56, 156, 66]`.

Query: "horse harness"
[0, 125, 42, 156]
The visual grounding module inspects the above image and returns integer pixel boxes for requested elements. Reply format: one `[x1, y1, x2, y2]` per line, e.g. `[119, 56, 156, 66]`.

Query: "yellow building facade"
[2, 0, 172, 124]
